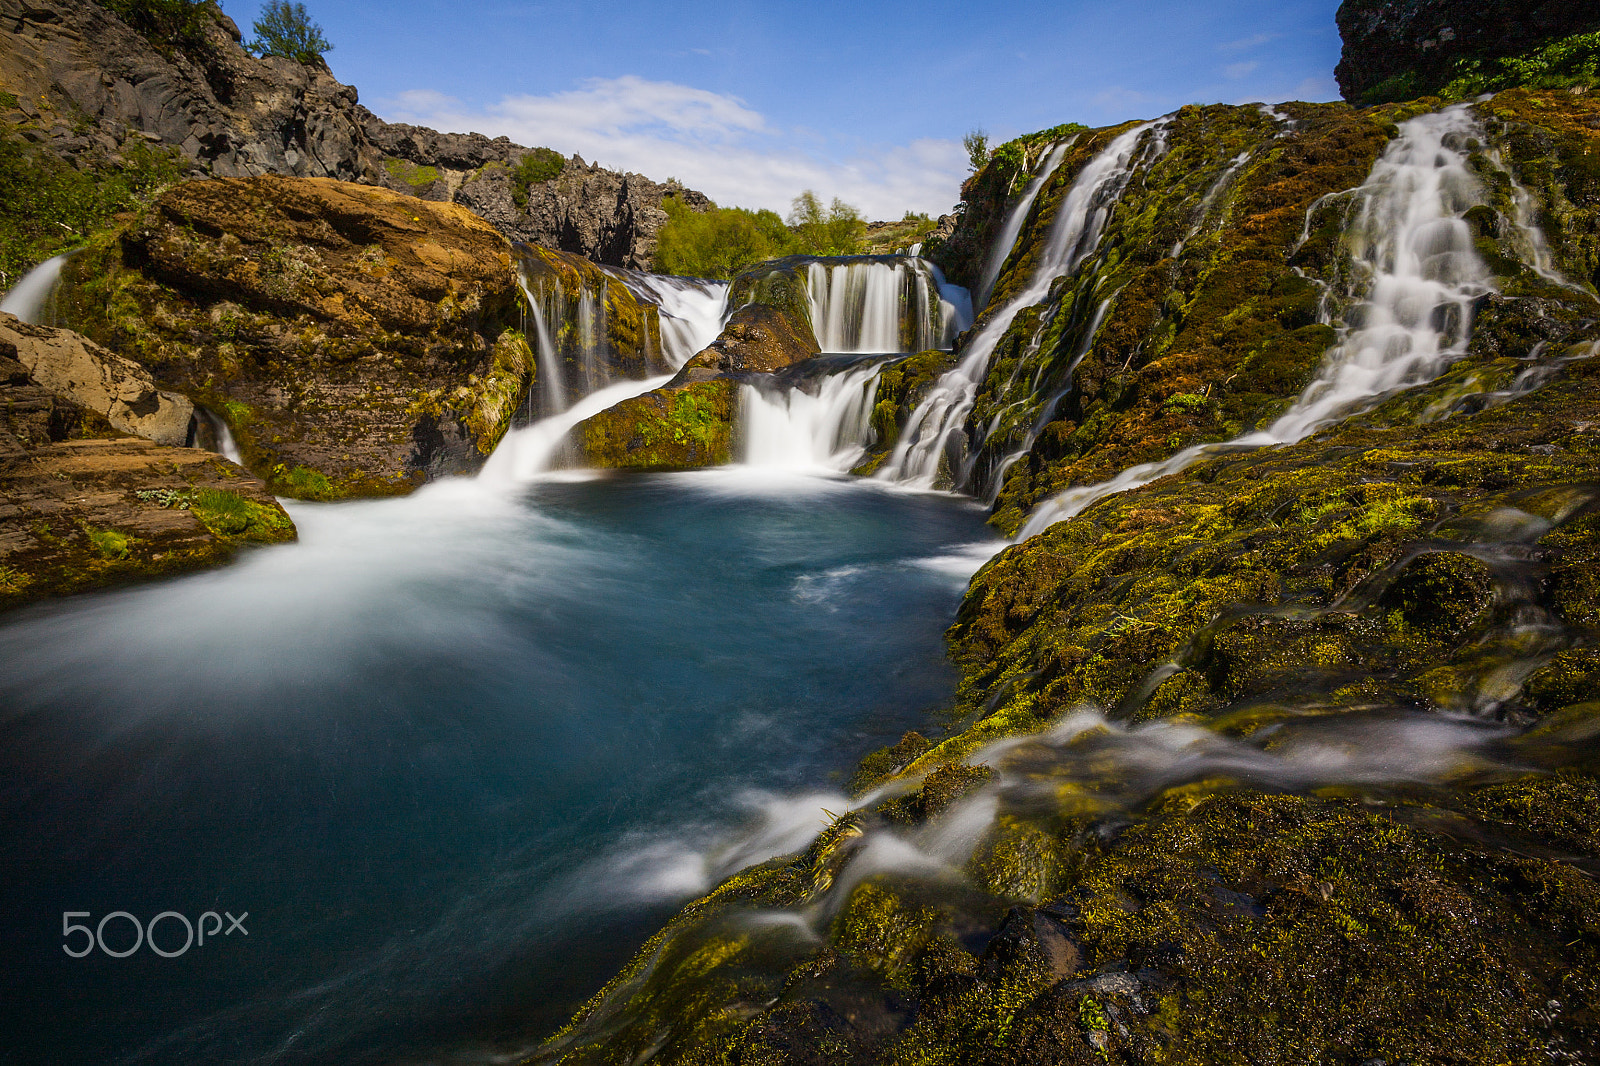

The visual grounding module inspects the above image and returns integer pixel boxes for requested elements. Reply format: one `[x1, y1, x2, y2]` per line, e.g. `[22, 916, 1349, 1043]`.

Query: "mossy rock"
[575, 379, 735, 470]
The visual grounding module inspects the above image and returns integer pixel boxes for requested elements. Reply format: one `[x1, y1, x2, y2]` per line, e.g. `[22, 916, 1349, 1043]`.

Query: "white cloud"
[1223, 61, 1260, 80]
[1219, 32, 1277, 53]
[379, 76, 967, 220]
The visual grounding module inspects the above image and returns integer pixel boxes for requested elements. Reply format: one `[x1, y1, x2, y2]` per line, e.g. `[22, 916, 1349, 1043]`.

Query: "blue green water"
[0, 468, 995, 1064]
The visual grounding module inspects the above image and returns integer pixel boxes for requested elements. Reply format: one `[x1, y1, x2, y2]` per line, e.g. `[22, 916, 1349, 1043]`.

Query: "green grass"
[0, 131, 183, 294]
[510, 147, 565, 208]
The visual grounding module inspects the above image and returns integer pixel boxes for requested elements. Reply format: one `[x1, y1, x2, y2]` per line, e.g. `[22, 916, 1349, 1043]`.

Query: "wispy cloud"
[1223, 61, 1260, 80]
[380, 76, 966, 220]
[1218, 32, 1278, 53]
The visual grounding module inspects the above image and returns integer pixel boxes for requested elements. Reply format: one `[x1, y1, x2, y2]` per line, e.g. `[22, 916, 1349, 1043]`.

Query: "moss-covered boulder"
[55, 175, 532, 498]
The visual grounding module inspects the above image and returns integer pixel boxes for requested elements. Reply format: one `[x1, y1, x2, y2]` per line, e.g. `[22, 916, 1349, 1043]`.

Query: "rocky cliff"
[0, 316, 294, 608]
[1336, 0, 1600, 105]
[0, 0, 707, 268]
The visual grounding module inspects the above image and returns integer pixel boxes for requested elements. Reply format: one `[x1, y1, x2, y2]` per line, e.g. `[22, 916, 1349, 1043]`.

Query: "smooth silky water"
[0, 463, 997, 1063]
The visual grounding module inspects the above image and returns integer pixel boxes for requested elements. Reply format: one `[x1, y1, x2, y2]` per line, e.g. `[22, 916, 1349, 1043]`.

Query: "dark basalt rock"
[1335, 0, 1600, 105]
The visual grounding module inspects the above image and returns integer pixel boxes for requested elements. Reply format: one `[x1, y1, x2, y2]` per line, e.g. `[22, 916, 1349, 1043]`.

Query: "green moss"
[270, 463, 336, 500]
[382, 157, 440, 188]
[82, 524, 131, 559]
[577, 380, 736, 470]
[460, 328, 533, 454]
[188, 487, 294, 540]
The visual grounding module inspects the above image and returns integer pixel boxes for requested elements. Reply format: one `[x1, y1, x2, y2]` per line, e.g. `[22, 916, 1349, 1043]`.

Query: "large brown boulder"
[57, 175, 534, 498]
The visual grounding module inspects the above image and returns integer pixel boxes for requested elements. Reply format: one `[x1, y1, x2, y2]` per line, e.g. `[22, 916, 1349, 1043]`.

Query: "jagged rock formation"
[54, 174, 532, 498]
[0, 340, 293, 609]
[1335, 0, 1600, 105]
[0, 0, 707, 267]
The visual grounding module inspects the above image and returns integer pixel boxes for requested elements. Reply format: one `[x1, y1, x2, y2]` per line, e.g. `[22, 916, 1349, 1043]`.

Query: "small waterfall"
[617, 272, 731, 368]
[1, 253, 72, 325]
[195, 408, 245, 465]
[974, 141, 1073, 311]
[740, 363, 885, 472]
[518, 275, 568, 417]
[803, 258, 971, 354]
[516, 264, 731, 419]
[480, 374, 673, 483]
[1017, 105, 1496, 540]
[875, 122, 1162, 489]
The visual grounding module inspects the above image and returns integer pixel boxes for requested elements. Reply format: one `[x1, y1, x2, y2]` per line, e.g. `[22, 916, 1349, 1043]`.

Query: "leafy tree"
[248, 0, 332, 63]
[963, 129, 990, 172]
[786, 191, 865, 256]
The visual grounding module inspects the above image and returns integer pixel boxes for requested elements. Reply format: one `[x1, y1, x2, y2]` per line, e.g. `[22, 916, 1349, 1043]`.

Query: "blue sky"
[227, 0, 1343, 218]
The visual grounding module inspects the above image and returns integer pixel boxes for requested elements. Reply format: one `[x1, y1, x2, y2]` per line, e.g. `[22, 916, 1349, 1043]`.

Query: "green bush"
[94, 0, 214, 53]
[653, 197, 792, 279]
[1442, 31, 1600, 99]
[0, 133, 183, 293]
[248, 0, 332, 63]
[786, 190, 865, 256]
[510, 147, 565, 209]
[652, 189, 869, 279]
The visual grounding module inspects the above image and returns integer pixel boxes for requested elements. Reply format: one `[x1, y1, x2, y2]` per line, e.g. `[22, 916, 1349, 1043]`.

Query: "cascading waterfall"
[874, 122, 1162, 489]
[0, 252, 71, 325]
[803, 258, 971, 354]
[620, 271, 733, 367]
[740, 362, 885, 472]
[518, 273, 569, 417]
[515, 262, 731, 421]
[974, 141, 1074, 312]
[1017, 104, 1496, 539]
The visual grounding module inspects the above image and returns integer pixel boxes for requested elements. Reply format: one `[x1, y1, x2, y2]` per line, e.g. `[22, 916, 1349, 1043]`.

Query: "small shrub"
[510, 148, 565, 209]
[94, 0, 213, 53]
[1441, 31, 1600, 99]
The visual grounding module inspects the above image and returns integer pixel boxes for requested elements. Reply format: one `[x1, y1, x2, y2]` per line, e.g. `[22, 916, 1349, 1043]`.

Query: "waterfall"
[740, 362, 885, 472]
[480, 374, 674, 483]
[803, 258, 971, 354]
[1, 253, 71, 325]
[516, 263, 730, 419]
[874, 122, 1162, 489]
[974, 140, 1073, 311]
[518, 275, 568, 417]
[1017, 105, 1496, 540]
[616, 271, 731, 368]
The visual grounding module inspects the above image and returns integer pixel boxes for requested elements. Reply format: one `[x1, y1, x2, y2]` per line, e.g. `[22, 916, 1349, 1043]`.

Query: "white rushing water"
[803, 258, 971, 354]
[739, 363, 885, 473]
[480, 374, 674, 483]
[1017, 105, 1496, 539]
[0, 252, 71, 324]
[622, 271, 733, 366]
[974, 140, 1074, 311]
[516, 262, 730, 419]
[874, 123, 1161, 489]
